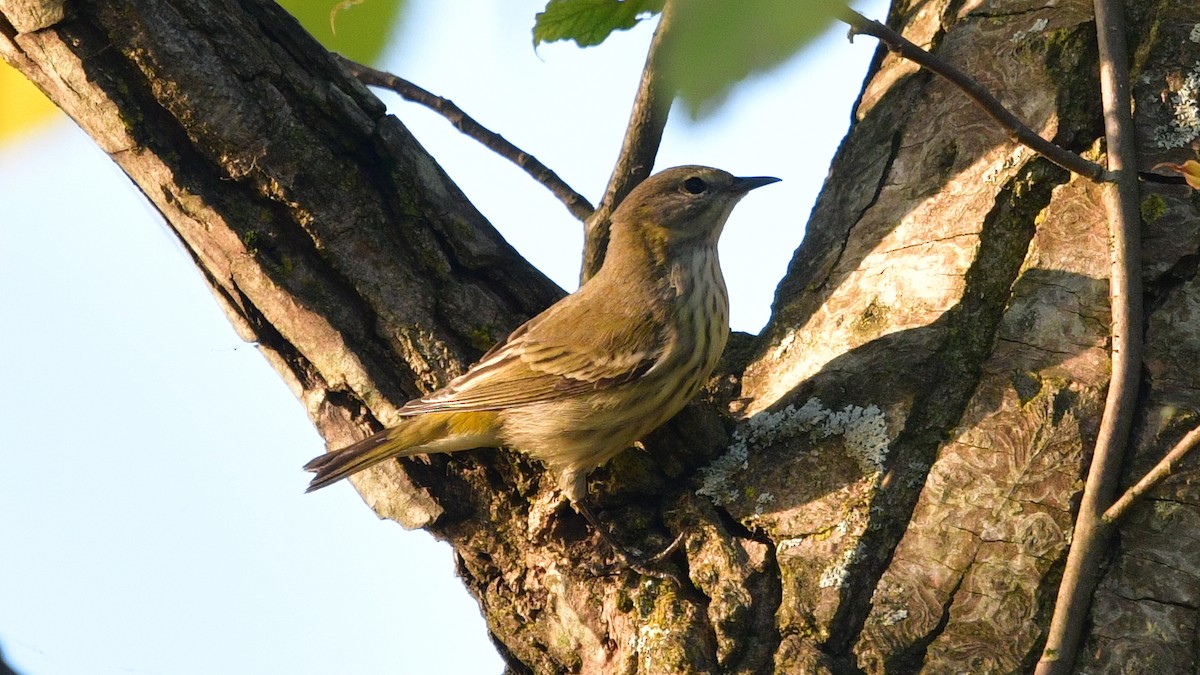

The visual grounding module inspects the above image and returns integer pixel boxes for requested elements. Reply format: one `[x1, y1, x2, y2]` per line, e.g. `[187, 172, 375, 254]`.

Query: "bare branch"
[1035, 0, 1143, 670]
[580, 0, 680, 281]
[838, 8, 1109, 182]
[1102, 425, 1200, 525]
[337, 55, 595, 223]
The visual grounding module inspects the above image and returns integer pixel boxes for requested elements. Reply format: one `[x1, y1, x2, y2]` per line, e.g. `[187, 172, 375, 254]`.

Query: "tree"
[3, 0, 1199, 672]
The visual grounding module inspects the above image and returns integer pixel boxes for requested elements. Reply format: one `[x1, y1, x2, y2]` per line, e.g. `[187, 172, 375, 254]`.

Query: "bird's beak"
[731, 175, 782, 194]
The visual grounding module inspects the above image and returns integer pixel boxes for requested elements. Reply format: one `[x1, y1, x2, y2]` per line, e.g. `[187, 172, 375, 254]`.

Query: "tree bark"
[4, 0, 1200, 672]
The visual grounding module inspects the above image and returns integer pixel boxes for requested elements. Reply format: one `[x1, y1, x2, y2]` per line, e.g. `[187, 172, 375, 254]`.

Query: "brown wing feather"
[399, 288, 664, 415]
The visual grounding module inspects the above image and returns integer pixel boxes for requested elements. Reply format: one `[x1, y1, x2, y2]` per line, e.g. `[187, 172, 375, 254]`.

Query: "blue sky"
[0, 1, 885, 672]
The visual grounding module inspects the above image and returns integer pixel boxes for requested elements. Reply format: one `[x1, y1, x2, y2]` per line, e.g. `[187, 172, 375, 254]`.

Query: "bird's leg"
[572, 499, 686, 585]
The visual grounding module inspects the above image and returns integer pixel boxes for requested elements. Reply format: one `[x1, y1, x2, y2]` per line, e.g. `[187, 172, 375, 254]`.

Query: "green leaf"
[664, 0, 846, 118]
[533, 0, 663, 48]
[276, 0, 407, 64]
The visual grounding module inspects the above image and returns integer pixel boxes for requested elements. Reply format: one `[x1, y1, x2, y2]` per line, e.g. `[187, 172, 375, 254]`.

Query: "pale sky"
[0, 1, 886, 673]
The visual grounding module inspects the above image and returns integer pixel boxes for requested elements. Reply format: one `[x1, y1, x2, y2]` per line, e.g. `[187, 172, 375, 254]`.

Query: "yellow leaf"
[1154, 159, 1200, 191]
[1177, 160, 1200, 191]
[0, 61, 60, 143]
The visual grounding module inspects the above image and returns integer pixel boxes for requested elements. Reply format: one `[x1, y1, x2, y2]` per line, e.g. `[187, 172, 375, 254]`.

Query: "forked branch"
[336, 0, 679, 284]
[1103, 425, 1200, 526]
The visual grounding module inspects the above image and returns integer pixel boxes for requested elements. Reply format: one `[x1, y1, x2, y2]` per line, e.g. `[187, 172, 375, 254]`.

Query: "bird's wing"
[399, 295, 664, 414]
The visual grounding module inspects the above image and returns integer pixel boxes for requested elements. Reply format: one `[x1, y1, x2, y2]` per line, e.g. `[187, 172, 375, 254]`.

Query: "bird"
[303, 165, 778, 547]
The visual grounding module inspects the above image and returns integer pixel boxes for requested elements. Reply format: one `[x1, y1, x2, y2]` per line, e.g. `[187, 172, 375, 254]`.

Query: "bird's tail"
[303, 411, 500, 492]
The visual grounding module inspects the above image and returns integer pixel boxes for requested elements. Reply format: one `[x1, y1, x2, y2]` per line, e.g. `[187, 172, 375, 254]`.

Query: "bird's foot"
[574, 501, 686, 585]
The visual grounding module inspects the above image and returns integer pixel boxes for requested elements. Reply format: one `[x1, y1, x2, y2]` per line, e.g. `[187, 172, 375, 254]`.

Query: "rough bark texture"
[4, 0, 1200, 672]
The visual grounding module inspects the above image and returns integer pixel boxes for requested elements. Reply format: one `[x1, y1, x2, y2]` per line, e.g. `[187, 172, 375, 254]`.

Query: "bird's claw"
[575, 502, 686, 585]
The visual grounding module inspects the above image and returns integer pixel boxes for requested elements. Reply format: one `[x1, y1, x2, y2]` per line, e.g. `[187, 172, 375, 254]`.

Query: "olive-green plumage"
[304, 166, 778, 503]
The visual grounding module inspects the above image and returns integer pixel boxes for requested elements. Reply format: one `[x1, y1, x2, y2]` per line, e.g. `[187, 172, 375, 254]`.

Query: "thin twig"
[838, 8, 1109, 182]
[336, 55, 595, 223]
[1035, 0, 1143, 671]
[580, 0, 680, 281]
[1102, 425, 1200, 525]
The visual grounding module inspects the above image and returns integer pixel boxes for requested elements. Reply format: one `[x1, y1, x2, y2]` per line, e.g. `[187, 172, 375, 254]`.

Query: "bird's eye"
[683, 176, 707, 194]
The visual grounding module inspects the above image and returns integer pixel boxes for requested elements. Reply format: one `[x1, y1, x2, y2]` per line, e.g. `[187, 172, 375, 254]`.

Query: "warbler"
[304, 165, 778, 508]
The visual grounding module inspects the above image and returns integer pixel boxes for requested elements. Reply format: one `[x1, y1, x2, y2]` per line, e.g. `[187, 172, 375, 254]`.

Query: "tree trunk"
[4, 0, 1200, 672]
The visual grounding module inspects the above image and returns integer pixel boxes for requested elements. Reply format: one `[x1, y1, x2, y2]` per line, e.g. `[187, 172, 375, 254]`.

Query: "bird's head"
[610, 165, 780, 253]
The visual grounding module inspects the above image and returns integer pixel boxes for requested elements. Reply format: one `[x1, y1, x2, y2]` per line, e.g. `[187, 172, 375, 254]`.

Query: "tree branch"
[1035, 0, 1143, 670]
[838, 8, 1109, 182]
[1102, 425, 1200, 525]
[580, 0, 679, 281]
[336, 54, 595, 223]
